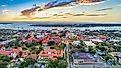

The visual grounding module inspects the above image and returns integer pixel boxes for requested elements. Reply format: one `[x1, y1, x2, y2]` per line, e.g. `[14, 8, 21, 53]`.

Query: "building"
[0, 47, 21, 58]
[72, 41, 81, 46]
[91, 39, 103, 44]
[72, 52, 105, 68]
[21, 50, 29, 58]
[27, 37, 39, 42]
[38, 49, 64, 60]
[0, 39, 16, 45]
[72, 52, 96, 64]
[83, 41, 97, 47]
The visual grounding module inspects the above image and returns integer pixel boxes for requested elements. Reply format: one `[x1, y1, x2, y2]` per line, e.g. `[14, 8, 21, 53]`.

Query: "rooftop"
[73, 52, 95, 60]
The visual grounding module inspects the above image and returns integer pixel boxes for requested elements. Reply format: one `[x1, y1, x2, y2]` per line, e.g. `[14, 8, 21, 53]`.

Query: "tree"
[104, 55, 114, 62]
[88, 46, 96, 54]
[0, 62, 8, 68]
[29, 46, 43, 54]
[26, 34, 31, 39]
[101, 42, 108, 46]
[46, 60, 68, 68]
[0, 54, 11, 62]
[16, 37, 22, 42]
[25, 41, 41, 48]
[96, 46, 107, 52]
[20, 58, 36, 68]
[48, 41, 55, 46]
[52, 44, 65, 50]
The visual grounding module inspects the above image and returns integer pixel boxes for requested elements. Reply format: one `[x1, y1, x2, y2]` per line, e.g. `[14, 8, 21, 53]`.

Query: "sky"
[0, 0, 121, 22]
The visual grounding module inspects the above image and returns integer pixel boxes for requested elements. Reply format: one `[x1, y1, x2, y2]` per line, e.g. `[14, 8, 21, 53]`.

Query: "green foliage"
[96, 46, 107, 52]
[101, 42, 108, 46]
[6, 37, 22, 48]
[46, 60, 68, 68]
[104, 55, 114, 62]
[22, 41, 41, 48]
[20, 58, 36, 68]
[0, 54, 11, 62]
[48, 41, 55, 46]
[26, 34, 31, 39]
[112, 46, 121, 52]
[0, 62, 8, 68]
[52, 44, 65, 50]
[88, 46, 96, 54]
[115, 41, 121, 46]
[16, 37, 22, 42]
[29, 46, 43, 54]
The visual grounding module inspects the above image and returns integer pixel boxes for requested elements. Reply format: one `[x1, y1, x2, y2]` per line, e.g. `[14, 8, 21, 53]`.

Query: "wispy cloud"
[118, 4, 121, 7]
[1, 5, 7, 7]
[20, 0, 105, 18]
[2, 9, 9, 14]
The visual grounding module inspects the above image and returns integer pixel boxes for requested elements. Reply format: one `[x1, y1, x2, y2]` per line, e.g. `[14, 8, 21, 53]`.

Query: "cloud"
[20, 0, 105, 18]
[10, 0, 14, 2]
[85, 13, 107, 16]
[1, 5, 7, 7]
[96, 7, 112, 11]
[118, 5, 121, 7]
[2, 9, 9, 14]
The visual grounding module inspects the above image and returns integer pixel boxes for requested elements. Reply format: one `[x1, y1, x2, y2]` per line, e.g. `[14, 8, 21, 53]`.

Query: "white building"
[72, 41, 81, 46]
[83, 41, 97, 47]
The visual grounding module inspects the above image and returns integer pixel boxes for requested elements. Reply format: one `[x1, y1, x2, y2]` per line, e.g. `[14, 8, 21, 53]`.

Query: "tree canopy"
[46, 59, 68, 68]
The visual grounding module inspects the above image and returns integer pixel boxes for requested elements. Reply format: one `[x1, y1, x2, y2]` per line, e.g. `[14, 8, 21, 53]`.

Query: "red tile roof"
[27, 37, 39, 42]
[0, 50, 12, 55]
[27, 54, 37, 60]
[21, 50, 29, 57]
[12, 49, 20, 54]
[38, 49, 64, 57]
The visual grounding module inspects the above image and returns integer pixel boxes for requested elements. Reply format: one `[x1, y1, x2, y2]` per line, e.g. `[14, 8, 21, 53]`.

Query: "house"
[91, 39, 103, 44]
[42, 40, 49, 46]
[0, 45, 5, 50]
[98, 35, 107, 41]
[0, 50, 12, 56]
[27, 37, 39, 42]
[42, 35, 61, 46]
[38, 49, 64, 60]
[83, 41, 97, 48]
[0, 47, 21, 58]
[35, 33, 44, 38]
[0, 39, 16, 45]
[21, 50, 29, 57]
[51, 29, 60, 33]
[49, 36, 61, 43]
[72, 41, 81, 46]
[27, 54, 37, 60]
[11, 48, 21, 58]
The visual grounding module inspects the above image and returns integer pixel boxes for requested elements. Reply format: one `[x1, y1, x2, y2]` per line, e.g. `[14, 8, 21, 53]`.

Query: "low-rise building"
[72, 52, 105, 68]
[38, 49, 64, 60]
[83, 41, 97, 47]
[0, 47, 21, 58]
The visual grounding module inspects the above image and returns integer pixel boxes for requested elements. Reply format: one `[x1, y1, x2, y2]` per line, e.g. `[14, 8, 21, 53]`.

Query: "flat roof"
[73, 52, 95, 60]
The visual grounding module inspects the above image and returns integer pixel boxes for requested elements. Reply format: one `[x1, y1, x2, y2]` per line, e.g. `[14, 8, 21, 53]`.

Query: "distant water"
[0, 22, 121, 31]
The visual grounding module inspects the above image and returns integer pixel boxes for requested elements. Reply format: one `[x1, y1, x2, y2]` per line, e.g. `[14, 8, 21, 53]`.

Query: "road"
[65, 42, 72, 68]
